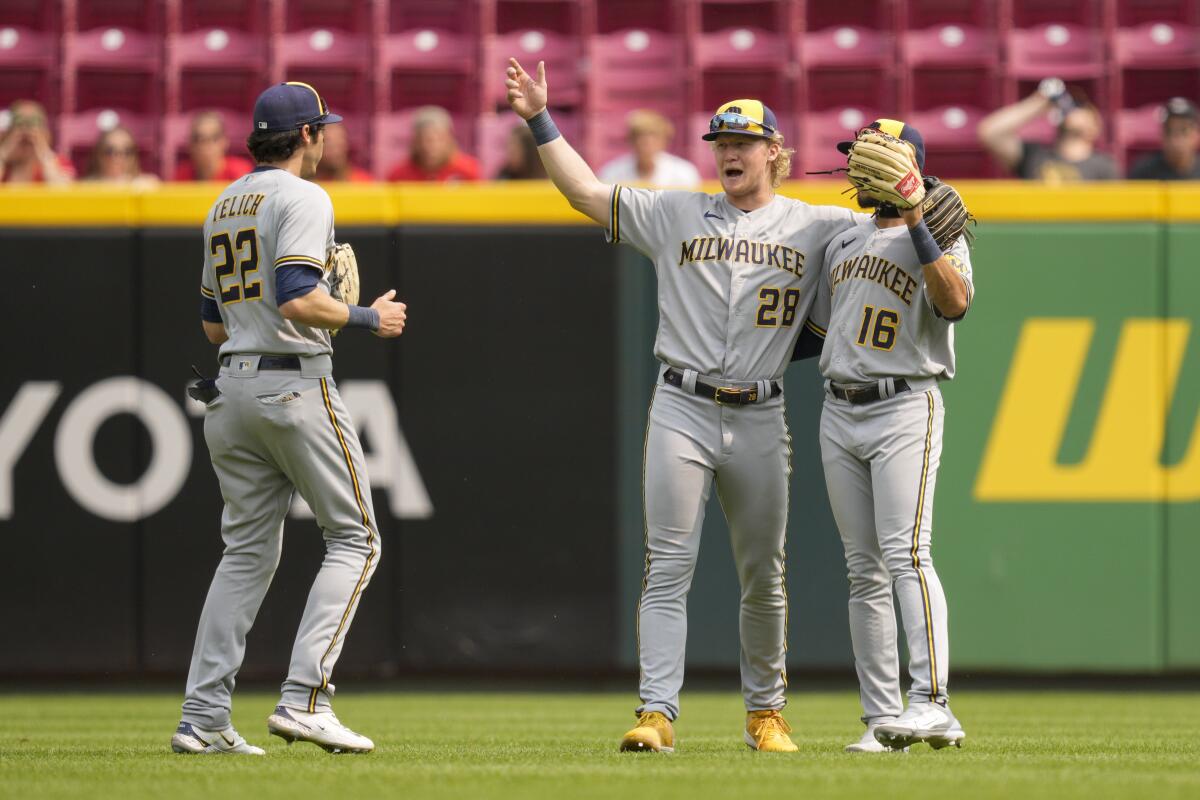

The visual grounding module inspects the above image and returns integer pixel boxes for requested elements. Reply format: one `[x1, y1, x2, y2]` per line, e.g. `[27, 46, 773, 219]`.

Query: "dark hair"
[247, 123, 324, 164]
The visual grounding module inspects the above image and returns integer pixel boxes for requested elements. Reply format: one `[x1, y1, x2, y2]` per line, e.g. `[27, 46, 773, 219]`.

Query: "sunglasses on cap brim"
[709, 112, 774, 136]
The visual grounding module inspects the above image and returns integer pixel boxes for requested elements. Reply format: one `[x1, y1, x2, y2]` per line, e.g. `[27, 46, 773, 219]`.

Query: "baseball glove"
[846, 129, 926, 209]
[326, 243, 360, 336]
[920, 176, 976, 250]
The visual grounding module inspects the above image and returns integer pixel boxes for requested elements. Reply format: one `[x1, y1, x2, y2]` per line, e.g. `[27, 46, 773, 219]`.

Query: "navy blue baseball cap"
[252, 82, 342, 133]
[837, 118, 925, 171]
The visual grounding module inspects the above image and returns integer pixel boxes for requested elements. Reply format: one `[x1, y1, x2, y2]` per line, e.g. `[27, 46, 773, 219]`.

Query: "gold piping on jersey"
[910, 391, 939, 702]
[804, 318, 826, 338]
[610, 185, 622, 244]
[311, 377, 378, 712]
[200, 285, 215, 298]
[285, 81, 328, 115]
[780, 416, 792, 690]
[274, 254, 325, 269]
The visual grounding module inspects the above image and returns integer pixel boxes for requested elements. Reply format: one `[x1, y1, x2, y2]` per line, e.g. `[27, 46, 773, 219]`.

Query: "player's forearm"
[536, 136, 610, 225]
[922, 259, 968, 319]
[279, 288, 351, 330]
[977, 94, 1047, 165]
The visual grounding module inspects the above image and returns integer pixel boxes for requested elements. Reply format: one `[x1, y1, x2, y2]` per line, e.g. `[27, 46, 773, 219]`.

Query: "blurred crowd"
[2, 91, 1198, 188]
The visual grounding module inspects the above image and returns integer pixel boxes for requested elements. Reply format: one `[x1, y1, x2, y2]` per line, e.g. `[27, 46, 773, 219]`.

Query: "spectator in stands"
[598, 110, 701, 188]
[386, 106, 480, 182]
[1128, 98, 1200, 181]
[315, 123, 372, 182]
[83, 126, 158, 186]
[495, 124, 546, 180]
[0, 100, 74, 184]
[173, 111, 252, 182]
[977, 78, 1118, 182]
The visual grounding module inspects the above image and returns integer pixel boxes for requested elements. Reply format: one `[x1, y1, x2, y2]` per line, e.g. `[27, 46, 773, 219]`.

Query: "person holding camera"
[0, 100, 74, 184]
[977, 78, 1118, 183]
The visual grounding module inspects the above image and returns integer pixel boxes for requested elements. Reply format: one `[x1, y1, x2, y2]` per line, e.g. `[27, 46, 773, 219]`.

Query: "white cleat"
[874, 702, 965, 750]
[845, 718, 908, 753]
[267, 705, 374, 754]
[171, 721, 265, 755]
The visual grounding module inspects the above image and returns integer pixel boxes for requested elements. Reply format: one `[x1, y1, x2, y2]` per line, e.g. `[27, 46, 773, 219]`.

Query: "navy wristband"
[345, 305, 380, 332]
[526, 109, 561, 146]
[909, 219, 942, 266]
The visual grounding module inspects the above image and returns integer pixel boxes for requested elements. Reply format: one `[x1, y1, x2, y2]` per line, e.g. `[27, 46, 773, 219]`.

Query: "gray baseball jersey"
[182, 166, 380, 732]
[814, 219, 974, 730]
[611, 187, 865, 381]
[814, 221, 973, 383]
[611, 185, 862, 723]
[200, 167, 335, 357]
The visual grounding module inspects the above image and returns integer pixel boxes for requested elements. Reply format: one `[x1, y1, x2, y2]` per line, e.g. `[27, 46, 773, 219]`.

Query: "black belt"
[663, 368, 781, 406]
[830, 379, 910, 405]
[220, 354, 302, 371]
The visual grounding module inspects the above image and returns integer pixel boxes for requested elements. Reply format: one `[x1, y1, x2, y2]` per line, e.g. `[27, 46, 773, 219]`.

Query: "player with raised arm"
[170, 82, 407, 756]
[812, 120, 975, 753]
[506, 59, 863, 753]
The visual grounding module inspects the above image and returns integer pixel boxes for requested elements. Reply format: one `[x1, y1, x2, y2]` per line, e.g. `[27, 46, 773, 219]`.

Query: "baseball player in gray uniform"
[506, 60, 863, 753]
[170, 82, 407, 756]
[811, 120, 971, 752]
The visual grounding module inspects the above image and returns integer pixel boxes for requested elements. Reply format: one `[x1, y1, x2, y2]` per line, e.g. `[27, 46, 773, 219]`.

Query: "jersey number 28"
[756, 287, 801, 328]
[211, 228, 261, 304]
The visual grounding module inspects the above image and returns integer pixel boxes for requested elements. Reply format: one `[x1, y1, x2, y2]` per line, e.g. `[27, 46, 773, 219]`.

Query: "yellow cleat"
[745, 709, 799, 753]
[620, 711, 675, 753]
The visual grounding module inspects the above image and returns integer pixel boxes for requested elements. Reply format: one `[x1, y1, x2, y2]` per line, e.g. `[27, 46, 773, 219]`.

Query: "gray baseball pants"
[181, 355, 380, 730]
[636, 369, 791, 721]
[819, 383, 950, 722]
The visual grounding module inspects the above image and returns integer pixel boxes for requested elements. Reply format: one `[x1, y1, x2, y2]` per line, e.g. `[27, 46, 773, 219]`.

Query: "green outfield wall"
[2, 183, 1197, 677]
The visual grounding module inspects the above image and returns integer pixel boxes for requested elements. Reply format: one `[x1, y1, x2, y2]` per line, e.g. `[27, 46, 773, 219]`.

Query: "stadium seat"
[906, 105, 995, 177]
[1008, 0, 1104, 28]
[803, 68, 896, 114]
[1114, 21, 1200, 67]
[901, 24, 997, 68]
[1116, 103, 1166, 148]
[482, 30, 582, 110]
[586, 29, 686, 115]
[1006, 24, 1106, 80]
[903, 0, 997, 29]
[595, 0, 677, 33]
[800, 26, 893, 69]
[799, 107, 879, 176]
[0, 23, 56, 69]
[1114, 0, 1200, 26]
[66, 26, 159, 70]
[693, 27, 788, 69]
[805, 0, 892, 32]
[379, 27, 477, 117]
[380, 28, 476, 71]
[388, 0, 475, 34]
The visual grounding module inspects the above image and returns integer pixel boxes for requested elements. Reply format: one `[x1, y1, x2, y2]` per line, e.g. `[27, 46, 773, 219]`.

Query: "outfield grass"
[1, 690, 1198, 800]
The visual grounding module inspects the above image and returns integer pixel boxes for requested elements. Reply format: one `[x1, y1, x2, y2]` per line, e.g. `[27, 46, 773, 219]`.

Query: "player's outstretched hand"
[506, 58, 547, 120]
[371, 289, 407, 338]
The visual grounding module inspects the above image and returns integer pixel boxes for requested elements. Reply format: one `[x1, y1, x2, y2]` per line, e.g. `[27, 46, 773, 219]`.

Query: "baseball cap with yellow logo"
[703, 99, 780, 141]
[253, 82, 343, 132]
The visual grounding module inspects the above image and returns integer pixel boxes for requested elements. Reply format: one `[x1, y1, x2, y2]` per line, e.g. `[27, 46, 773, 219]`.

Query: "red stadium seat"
[0, 24, 56, 68]
[388, 0, 475, 34]
[1006, 24, 1105, 80]
[901, 25, 998, 68]
[1114, 22, 1200, 67]
[1116, 104, 1166, 147]
[800, 26, 893, 69]
[276, 28, 370, 70]
[799, 107, 879, 175]
[906, 105, 995, 178]
[693, 27, 788, 69]
[1009, 0, 1103, 28]
[586, 29, 686, 115]
[805, 0, 892, 32]
[170, 27, 265, 70]
[1114, 0, 1200, 26]
[482, 30, 582, 110]
[67, 26, 159, 69]
[379, 28, 477, 116]
[904, 0, 997, 29]
[803, 68, 897, 113]
[380, 28, 476, 71]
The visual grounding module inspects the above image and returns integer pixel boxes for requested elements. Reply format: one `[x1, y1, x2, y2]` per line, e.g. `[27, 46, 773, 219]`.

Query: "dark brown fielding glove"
[920, 176, 976, 250]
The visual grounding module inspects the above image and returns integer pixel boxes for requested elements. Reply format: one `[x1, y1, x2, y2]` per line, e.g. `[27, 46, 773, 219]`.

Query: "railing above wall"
[1, 181, 1199, 227]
